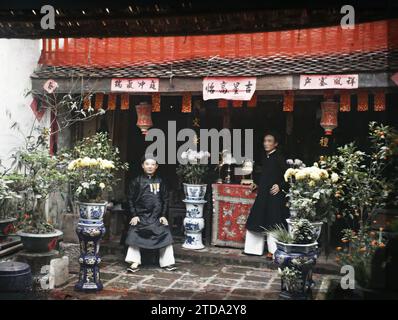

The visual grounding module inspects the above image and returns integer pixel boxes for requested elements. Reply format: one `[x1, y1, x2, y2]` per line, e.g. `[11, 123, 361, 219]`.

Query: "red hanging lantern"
[374, 90, 385, 111]
[232, 100, 243, 108]
[108, 93, 116, 110]
[357, 91, 369, 112]
[283, 91, 294, 112]
[152, 93, 161, 112]
[95, 93, 104, 111]
[135, 102, 153, 135]
[181, 92, 192, 113]
[247, 93, 257, 108]
[218, 99, 228, 108]
[320, 98, 338, 135]
[121, 93, 130, 110]
[339, 92, 351, 112]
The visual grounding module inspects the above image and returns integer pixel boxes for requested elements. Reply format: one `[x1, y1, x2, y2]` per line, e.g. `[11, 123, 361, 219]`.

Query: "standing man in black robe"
[244, 132, 289, 258]
[125, 155, 177, 272]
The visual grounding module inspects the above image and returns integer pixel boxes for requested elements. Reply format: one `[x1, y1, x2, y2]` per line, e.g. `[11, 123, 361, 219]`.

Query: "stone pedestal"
[15, 250, 62, 290]
[60, 213, 79, 243]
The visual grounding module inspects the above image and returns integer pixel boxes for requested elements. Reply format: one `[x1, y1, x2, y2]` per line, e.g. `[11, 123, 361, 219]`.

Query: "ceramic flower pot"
[274, 241, 318, 300]
[75, 201, 108, 220]
[286, 218, 323, 240]
[16, 229, 63, 253]
[183, 183, 207, 201]
[74, 201, 107, 292]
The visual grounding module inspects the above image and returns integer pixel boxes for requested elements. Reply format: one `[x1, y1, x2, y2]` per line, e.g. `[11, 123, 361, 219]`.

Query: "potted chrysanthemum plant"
[62, 132, 128, 291]
[284, 161, 340, 239]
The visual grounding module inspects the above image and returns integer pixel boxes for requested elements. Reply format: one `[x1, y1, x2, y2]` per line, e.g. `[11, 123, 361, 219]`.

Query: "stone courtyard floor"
[47, 242, 337, 300]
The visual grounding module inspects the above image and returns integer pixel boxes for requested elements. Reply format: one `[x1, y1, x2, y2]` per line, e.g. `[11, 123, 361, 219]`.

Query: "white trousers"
[244, 230, 277, 255]
[125, 244, 175, 268]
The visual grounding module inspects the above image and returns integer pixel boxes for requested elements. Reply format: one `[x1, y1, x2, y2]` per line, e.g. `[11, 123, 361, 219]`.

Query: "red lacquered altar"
[211, 184, 257, 248]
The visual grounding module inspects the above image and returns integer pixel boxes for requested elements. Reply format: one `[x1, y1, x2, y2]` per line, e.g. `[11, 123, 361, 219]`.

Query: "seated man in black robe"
[125, 155, 177, 272]
[244, 131, 289, 258]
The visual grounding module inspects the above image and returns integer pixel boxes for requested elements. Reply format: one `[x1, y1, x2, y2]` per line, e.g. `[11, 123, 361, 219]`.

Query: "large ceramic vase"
[74, 201, 107, 292]
[182, 184, 206, 250]
[274, 241, 318, 300]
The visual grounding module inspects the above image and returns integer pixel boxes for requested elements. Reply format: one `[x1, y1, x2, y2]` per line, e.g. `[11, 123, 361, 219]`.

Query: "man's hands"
[159, 217, 168, 226]
[270, 184, 280, 195]
[129, 216, 140, 226]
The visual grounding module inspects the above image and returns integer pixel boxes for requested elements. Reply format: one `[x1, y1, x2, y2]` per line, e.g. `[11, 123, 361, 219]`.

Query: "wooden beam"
[31, 72, 398, 94]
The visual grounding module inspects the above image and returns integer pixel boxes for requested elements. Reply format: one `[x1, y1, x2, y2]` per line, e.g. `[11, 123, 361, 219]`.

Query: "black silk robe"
[125, 174, 173, 249]
[246, 149, 289, 233]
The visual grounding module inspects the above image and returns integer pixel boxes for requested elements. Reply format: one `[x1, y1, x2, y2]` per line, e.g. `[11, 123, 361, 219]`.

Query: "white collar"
[266, 149, 276, 158]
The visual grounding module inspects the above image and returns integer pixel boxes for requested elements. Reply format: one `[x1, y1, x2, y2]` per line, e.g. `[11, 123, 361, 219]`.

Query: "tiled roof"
[33, 49, 398, 79]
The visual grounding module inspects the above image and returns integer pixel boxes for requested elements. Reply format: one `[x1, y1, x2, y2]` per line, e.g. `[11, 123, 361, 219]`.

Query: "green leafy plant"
[290, 219, 317, 244]
[278, 266, 303, 293]
[0, 175, 20, 220]
[336, 227, 385, 288]
[266, 219, 317, 244]
[176, 149, 211, 184]
[10, 127, 67, 234]
[319, 122, 397, 226]
[264, 224, 293, 243]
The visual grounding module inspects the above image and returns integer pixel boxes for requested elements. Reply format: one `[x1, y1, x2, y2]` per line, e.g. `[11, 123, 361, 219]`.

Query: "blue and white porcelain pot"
[183, 199, 206, 218]
[76, 201, 108, 220]
[74, 201, 107, 292]
[182, 217, 205, 250]
[183, 184, 207, 201]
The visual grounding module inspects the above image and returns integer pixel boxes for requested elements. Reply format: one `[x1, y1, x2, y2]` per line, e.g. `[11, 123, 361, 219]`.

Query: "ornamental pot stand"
[74, 201, 107, 292]
[182, 185, 206, 250]
[274, 241, 318, 300]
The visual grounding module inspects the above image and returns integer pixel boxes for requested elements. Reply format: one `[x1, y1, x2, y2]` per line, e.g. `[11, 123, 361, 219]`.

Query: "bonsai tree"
[10, 127, 68, 234]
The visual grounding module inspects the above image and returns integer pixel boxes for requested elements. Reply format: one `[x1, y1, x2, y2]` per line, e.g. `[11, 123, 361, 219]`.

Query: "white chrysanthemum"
[331, 172, 339, 183]
[99, 183, 105, 189]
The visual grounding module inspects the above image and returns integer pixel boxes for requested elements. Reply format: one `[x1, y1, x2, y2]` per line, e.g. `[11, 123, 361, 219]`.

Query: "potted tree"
[63, 132, 128, 291]
[267, 219, 318, 300]
[11, 128, 67, 252]
[320, 122, 397, 298]
[284, 161, 340, 239]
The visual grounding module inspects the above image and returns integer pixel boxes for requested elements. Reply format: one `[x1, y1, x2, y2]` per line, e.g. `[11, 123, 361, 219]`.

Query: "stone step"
[99, 239, 340, 275]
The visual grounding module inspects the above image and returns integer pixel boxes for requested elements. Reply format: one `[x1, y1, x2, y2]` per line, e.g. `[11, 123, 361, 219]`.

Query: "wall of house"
[0, 39, 48, 169]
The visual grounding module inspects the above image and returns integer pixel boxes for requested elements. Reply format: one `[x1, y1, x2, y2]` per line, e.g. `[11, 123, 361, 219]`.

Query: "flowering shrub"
[176, 149, 211, 184]
[284, 161, 339, 223]
[336, 227, 385, 288]
[62, 132, 128, 202]
[319, 122, 397, 224]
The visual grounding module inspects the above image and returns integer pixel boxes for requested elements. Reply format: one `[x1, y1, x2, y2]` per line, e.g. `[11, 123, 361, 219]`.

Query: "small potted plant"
[284, 160, 339, 239]
[11, 128, 67, 252]
[267, 219, 318, 299]
[177, 149, 211, 200]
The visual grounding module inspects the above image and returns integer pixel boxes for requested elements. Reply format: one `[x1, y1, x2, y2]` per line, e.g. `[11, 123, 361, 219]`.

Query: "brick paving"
[48, 249, 330, 300]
